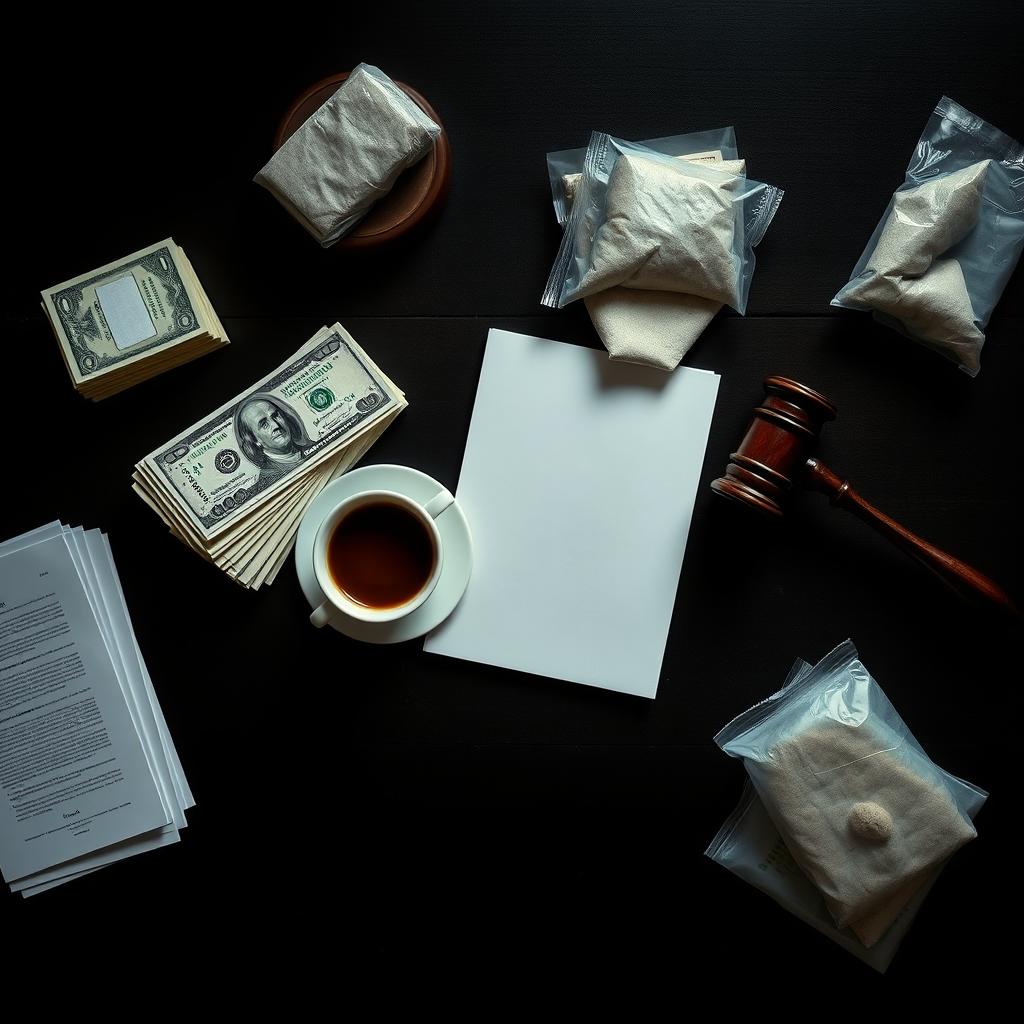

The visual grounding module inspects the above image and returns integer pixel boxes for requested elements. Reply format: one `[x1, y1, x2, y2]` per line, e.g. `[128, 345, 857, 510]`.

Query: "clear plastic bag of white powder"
[714, 640, 986, 951]
[831, 96, 1024, 376]
[709, 657, 987, 972]
[541, 133, 783, 313]
[706, 775, 986, 973]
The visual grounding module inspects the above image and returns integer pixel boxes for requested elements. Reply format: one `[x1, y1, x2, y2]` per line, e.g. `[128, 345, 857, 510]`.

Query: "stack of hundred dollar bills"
[132, 323, 406, 589]
[41, 239, 228, 400]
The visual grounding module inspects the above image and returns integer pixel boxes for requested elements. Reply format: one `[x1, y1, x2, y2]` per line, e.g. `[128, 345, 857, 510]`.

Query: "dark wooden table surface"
[5, 0, 1021, 985]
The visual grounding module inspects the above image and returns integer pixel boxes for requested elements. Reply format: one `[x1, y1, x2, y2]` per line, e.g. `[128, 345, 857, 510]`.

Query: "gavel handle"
[804, 458, 1019, 616]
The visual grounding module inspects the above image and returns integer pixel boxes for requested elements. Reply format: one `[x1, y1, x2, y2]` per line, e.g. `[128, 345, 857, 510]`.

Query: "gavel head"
[711, 376, 837, 516]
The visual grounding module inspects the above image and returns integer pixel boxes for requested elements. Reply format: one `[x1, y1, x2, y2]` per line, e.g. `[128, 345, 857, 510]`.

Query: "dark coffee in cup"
[326, 500, 436, 609]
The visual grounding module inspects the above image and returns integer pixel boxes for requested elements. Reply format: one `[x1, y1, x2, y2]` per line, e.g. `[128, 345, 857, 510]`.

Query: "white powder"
[560, 150, 735, 207]
[870, 161, 988, 274]
[583, 288, 721, 370]
[254, 63, 441, 246]
[573, 154, 742, 306]
[856, 258, 985, 374]
[840, 160, 990, 370]
[751, 718, 976, 947]
[580, 157, 747, 370]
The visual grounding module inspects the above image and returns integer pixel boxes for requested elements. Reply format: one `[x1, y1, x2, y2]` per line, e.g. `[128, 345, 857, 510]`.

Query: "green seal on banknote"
[307, 386, 335, 411]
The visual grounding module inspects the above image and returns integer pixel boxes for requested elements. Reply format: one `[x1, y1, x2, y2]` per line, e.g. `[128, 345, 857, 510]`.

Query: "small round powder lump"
[848, 801, 894, 843]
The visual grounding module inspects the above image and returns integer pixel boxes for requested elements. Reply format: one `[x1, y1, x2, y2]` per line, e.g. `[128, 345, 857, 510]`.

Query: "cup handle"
[310, 601, 335, 629]
[423, 488, 455, 520]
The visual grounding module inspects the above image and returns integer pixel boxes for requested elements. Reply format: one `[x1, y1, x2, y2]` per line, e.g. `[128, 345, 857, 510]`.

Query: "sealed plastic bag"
[715, 640, 982, 947]
[832, 96, 1024, 376]
[547, 130, 749, 369]
[706, 775, 987, 973]
[541, 133, 783, 313]
[546, 126, 740, 225]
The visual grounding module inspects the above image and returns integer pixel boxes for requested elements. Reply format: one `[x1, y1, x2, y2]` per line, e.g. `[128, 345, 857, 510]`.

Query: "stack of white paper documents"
[0, 522, 194, 896]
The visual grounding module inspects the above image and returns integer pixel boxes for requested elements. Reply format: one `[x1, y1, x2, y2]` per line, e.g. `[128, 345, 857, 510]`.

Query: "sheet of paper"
[425, 329, 720, 698]
[102, 535, 194, 814]
[0, 522, 63, 556]
[0, 534, 169, 881]
[11, 826, 180, 893]
[77, 529, 182, 827]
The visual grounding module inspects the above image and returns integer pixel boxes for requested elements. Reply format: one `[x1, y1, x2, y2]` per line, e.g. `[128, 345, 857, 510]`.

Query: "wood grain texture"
[4, 0, 1023, 985]
[712, 377, 1019, 612]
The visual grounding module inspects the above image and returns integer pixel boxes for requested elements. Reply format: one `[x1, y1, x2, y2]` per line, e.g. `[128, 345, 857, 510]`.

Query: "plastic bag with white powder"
[832, 96, 1024, 376]
[707, 657, 987, 972]
[541, 133, 783, 314]
[714, 640, 983, 949]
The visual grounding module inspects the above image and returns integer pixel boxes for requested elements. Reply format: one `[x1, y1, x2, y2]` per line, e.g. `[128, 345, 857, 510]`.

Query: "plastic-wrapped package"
[545, 127, 739, 225]
[547, 130, 749, 369]
[714, 641, 983, 948]
[541, 133, 783, 313]
[706, 775, 987, 973]
[253, 63, 441, 246]
[832, 96, 1024, 376]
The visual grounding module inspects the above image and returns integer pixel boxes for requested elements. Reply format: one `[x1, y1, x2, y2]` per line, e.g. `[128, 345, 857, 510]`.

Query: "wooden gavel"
[711, 376, 1018, 616]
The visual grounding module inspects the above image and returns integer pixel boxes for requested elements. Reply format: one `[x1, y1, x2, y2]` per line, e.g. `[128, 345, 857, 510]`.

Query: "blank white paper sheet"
[423, 329, 720, 698]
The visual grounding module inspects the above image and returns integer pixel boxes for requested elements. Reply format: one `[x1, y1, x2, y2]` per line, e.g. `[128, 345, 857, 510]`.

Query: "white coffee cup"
[310, 487, 454, 628]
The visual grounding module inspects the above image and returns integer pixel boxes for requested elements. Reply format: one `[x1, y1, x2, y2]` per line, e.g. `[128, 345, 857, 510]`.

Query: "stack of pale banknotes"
[133, 323, 406, 589]
[41, 238, 228, 400]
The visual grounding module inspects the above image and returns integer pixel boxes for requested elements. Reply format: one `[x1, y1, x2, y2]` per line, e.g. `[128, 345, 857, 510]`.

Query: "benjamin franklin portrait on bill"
[233, 394, 315, 487]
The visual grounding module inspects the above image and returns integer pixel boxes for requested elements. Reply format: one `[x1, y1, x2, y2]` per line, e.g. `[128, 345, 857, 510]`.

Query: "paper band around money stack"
[41, 239, 229, 400]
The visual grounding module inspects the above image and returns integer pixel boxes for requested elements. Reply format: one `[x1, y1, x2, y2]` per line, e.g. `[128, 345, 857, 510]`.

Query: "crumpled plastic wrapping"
[254, 63, 440, 246]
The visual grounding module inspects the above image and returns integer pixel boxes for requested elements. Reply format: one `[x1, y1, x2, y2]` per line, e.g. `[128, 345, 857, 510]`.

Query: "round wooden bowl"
[273, 72, 451, 249]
